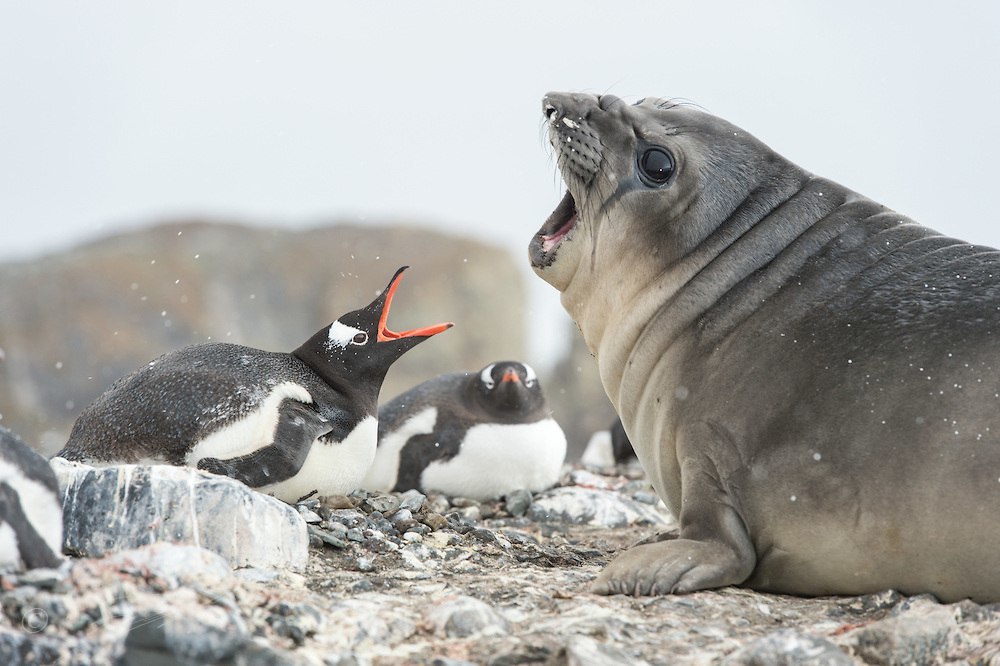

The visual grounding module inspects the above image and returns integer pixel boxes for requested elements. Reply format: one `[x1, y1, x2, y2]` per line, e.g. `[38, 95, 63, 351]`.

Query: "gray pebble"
[425, 495, 451, 514]
[421, 513, 448, 531]
[459, 506, 481, 522]
[308, 525, 348, 549]
[324, 521, 349, 537]
[346, 528, 364, 542]
[389, 508, 413, 524]
[296, 506, 323, 524]
[504, 489, 533, 517]
[328, 509, 367, 527]
[356, 557, 375, 572]
[398, 489, 427, 512]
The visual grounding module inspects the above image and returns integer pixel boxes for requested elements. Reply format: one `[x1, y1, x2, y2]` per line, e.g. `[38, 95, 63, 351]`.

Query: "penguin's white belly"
[421, 418, 567, 500]
[260, 416, 378, 503]
[184, 382, 377, 502]
[363, 407, 438, 492]
[0, 459, 63, 570]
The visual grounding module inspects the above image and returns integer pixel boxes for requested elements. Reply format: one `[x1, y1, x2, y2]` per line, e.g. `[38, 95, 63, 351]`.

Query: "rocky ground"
[2, 466, 999, 665]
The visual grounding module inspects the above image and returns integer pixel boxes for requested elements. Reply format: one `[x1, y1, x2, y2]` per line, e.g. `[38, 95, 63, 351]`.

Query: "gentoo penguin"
[581, 417, 638, 468]
[0, 426, 63, 571]
[363, 361, 566, 500]
[56, 267, 452, 504]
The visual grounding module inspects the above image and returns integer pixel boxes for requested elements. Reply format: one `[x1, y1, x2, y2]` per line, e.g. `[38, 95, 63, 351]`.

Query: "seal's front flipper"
[593, 422, 755, 596]
[592, 538, 752, 595]
[197, 401, 331, 488]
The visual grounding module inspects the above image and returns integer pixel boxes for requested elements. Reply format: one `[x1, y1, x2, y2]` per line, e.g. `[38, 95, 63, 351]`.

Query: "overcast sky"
[2, 2, 999, 362]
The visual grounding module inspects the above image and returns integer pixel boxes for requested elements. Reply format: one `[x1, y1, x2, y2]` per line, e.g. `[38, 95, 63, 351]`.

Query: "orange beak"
[376, 267, 454, 342]
[500, 369, 521, 384]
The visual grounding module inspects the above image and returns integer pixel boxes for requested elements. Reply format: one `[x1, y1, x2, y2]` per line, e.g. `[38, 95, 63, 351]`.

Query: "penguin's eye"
[525, 378, 536, 388]
[351, 332, 369, 345]
[483, 377, 496, 390]
[638, 147, 675, 186]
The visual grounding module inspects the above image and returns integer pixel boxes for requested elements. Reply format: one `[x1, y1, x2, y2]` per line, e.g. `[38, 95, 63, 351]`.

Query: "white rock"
[51, 459, 308, 570]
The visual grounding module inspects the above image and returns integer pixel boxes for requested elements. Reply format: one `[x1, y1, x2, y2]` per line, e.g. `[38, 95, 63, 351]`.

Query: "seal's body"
[0, 427, 62, 571]
[531, 92, 1000, 602]
[364, 361, 565, 499]
[57, 267, 451, 504]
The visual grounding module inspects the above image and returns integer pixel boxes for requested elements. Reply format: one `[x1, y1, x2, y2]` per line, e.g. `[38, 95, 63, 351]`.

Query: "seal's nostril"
[544, 102, 559, 122]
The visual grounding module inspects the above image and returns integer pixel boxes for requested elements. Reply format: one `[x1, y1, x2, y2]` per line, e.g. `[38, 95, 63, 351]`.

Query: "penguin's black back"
[61, 343, 360, 464]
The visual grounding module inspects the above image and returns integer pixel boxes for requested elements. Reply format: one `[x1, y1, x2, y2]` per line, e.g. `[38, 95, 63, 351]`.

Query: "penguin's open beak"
[377, 266, 454, 342]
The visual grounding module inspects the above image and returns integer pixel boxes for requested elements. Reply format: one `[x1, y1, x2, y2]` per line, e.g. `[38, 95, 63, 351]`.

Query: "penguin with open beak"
[56, 266, 452, 503]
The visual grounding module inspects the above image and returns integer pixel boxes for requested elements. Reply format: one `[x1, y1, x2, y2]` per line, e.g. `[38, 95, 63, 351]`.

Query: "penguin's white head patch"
[480, 363, 497, 389]
[326, 321, 369, 349]
[523, 363, 538, 387]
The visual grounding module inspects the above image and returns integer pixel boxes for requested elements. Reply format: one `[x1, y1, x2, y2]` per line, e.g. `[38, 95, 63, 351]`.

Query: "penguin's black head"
[473, 361, 546, 419]
[294, 266, 453, 396]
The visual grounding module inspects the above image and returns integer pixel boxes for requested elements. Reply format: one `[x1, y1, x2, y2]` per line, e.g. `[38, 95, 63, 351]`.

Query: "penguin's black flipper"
[392, 420, 465, 493]
[197, 401, 331, 488]
[0, 482, 62, 569]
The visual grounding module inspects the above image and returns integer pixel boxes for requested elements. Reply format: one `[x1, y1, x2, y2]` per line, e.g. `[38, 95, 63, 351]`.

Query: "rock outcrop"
[52, 458, 308, 570]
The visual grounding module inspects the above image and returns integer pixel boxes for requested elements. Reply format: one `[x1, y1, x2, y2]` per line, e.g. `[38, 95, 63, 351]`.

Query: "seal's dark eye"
[639, 148, 675, 186]
[352, 332, 368, 345]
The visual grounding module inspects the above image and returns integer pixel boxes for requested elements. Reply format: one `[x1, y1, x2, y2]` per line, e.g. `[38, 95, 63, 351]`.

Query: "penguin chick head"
[475, 361, 546, 417]
[293, 266, 453, 394]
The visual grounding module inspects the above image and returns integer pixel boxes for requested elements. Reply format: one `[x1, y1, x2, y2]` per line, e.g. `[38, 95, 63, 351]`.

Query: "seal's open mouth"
[540, 190, 578, 253]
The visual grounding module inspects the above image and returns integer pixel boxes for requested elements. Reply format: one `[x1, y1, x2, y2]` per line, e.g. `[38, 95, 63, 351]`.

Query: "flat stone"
[841, 597, 962, 665]
[52, 459, 308, 570]
[565, 635, 652, 666]
[102, 543, 232, 587]
[724, 629, 854, 665]
[528, 486, 676, 529]
[427, 596, 510, 638]
[363, 494, 401, 515]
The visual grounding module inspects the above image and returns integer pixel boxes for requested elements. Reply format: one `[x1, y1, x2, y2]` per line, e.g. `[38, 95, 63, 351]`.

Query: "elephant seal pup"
[530, 92, 1000, 603]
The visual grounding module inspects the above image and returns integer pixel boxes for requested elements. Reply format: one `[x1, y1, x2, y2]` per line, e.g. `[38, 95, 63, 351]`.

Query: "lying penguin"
[0, 426, 63, 572]
[363, 361, 566, 500]
[56, 266, 452, 503]
[581, 417, 638, 468]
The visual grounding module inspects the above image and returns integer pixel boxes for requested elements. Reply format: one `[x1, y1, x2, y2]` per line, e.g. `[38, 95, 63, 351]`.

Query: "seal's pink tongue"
[540, 190, 578, 252]
[542, 213, 577, 252]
